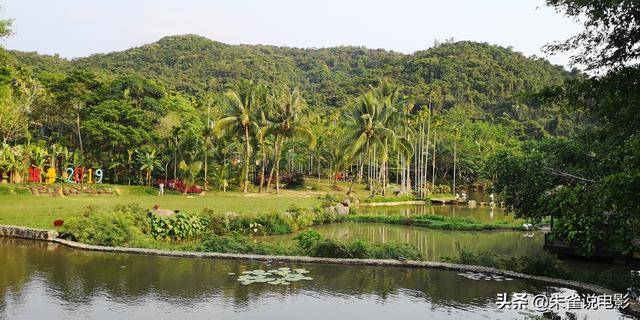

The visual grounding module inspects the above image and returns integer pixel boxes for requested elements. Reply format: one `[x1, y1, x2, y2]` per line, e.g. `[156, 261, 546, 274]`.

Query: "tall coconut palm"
[346, 83, 398, 196]
[214, 80, 263, 192]
[202, 125, 215, 191]
[263, 87, 316, 194]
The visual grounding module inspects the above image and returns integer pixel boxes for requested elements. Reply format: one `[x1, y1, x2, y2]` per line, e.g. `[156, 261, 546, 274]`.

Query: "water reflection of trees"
[358, 204, 517, 223]
[1, 238, 553, 312]
[268, 223, 544, 261]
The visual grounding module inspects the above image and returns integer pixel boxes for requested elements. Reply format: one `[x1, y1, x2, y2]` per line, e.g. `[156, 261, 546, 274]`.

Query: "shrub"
[313, 209, 338, 224]
[256, 212, 294, 235]
[281, 173, 304, 189]
[313, 238, 351, 258]
[346, 239, 372, 258]
[293, 230, 322, 250]
[62, 204, 149, 246]
[369, 242, 422, 260]
[198, 233, 255, 254]
[318, 193, 339, 207]
[198, 233, 295, 255]
[202, 209, 230, 235]
[295, 211, 316, 229]
[363, 194, 415, 203]
[286, 204, 308, 217]
[150, 211, 207, 240]
[441, 247, 570, 279]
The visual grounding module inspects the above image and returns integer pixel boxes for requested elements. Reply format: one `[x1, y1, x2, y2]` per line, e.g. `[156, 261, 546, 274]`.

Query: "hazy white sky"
[1, 0, 582, 68]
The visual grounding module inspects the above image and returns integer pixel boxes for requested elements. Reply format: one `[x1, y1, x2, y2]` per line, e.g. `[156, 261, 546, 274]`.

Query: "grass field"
[0, 179, 378, 229]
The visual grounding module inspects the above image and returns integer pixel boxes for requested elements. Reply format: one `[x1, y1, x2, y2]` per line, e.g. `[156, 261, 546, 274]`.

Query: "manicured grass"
[0, 179, 458, 229]
[0, 183, 324, 229]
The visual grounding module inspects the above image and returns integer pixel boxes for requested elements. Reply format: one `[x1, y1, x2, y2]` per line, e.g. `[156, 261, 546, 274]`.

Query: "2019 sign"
[43, 167, 104, 184]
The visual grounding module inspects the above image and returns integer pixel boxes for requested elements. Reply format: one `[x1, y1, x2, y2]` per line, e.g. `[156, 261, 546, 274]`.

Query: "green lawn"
[0, 183, 327, 229]
[0, 179, 450, 229]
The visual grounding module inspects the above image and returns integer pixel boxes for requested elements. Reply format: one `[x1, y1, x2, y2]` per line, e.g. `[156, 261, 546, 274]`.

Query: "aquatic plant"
[236, 267, 313, 285]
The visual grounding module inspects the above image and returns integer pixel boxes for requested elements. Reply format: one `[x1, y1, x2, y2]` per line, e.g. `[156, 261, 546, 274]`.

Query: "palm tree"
[211, 163, 231, 192]
[5, 145, 27, 183]
[0, 143, 10, 182]
[214, 80, 263, 192]
[202, 125, 215, 191]
[179, 160, 202, 194]
[263, 87, 316, 194]
[346, 83, 398, 196]
[28, 145, 48, 183]
[136, 149, 162, 186]
[255, 102, 273, 193]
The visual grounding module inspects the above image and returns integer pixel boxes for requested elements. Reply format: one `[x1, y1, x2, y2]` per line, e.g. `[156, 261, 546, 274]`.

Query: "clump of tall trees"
[490, 0, 640, 256]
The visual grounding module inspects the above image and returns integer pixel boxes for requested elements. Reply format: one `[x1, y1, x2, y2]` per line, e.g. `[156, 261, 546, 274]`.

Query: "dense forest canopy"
[2, 32, 584, 196]
[10, 35, 572, 114]
[2, 35, 582, 190]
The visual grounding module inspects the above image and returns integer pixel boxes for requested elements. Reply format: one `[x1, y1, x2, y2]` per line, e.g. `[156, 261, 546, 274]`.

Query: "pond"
[0, 238, 631, 319]
[262, 222, 543, 261]
[357, 203, 519, 224]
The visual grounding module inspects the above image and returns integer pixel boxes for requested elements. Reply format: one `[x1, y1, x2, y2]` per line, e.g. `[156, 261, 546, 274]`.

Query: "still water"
[0, 238, 631, 319]
[263, 222, 543, 261]
[357, 203, 519, 223]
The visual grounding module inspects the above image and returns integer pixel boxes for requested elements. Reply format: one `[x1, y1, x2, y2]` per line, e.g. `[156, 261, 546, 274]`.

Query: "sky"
[0, 0, 582, 68]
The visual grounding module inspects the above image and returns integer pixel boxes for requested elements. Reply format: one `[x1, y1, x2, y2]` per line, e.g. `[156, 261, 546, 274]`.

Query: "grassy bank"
[0, 181, 460, 229]
[0, 184, 324, 229]
[341, 214, 522, 230]
[58, 204, 422, 261]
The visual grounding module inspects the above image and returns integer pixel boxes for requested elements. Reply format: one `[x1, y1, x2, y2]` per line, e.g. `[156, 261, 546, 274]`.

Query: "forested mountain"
[2, 33, 583, 195]
[10, 35, 573, 121]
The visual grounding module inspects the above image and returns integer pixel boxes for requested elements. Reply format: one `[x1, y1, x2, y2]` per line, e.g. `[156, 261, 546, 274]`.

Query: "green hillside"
[10, 35, 571, 115]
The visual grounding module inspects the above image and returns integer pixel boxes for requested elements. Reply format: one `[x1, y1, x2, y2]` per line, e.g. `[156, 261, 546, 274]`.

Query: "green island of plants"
[61, 203, 424, 261]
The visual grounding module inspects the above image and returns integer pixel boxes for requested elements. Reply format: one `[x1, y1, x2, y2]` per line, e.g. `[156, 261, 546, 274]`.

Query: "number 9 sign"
[95, 169, 103, 184]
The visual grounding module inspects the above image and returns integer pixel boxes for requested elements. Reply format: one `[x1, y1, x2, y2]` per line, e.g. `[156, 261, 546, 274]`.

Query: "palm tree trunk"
[204, 142, 208, 191]
[242, 125, 250, 192]
[425, 108, 432, 194]
[431, 131, 437, 188]
[381, 139, 388, 196]
[452, 137, 457, 196]
[267, 135, 279, 191]
[275, 138, 285, 194]
[173, 138, 178, 180]
[76, 113, 83, 155]
[258, 141, 266, 193]
[348, 140, 368, 196]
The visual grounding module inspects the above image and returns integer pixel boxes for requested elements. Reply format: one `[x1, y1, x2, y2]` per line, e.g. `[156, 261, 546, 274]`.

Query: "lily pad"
[235, 267, 313, 286]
